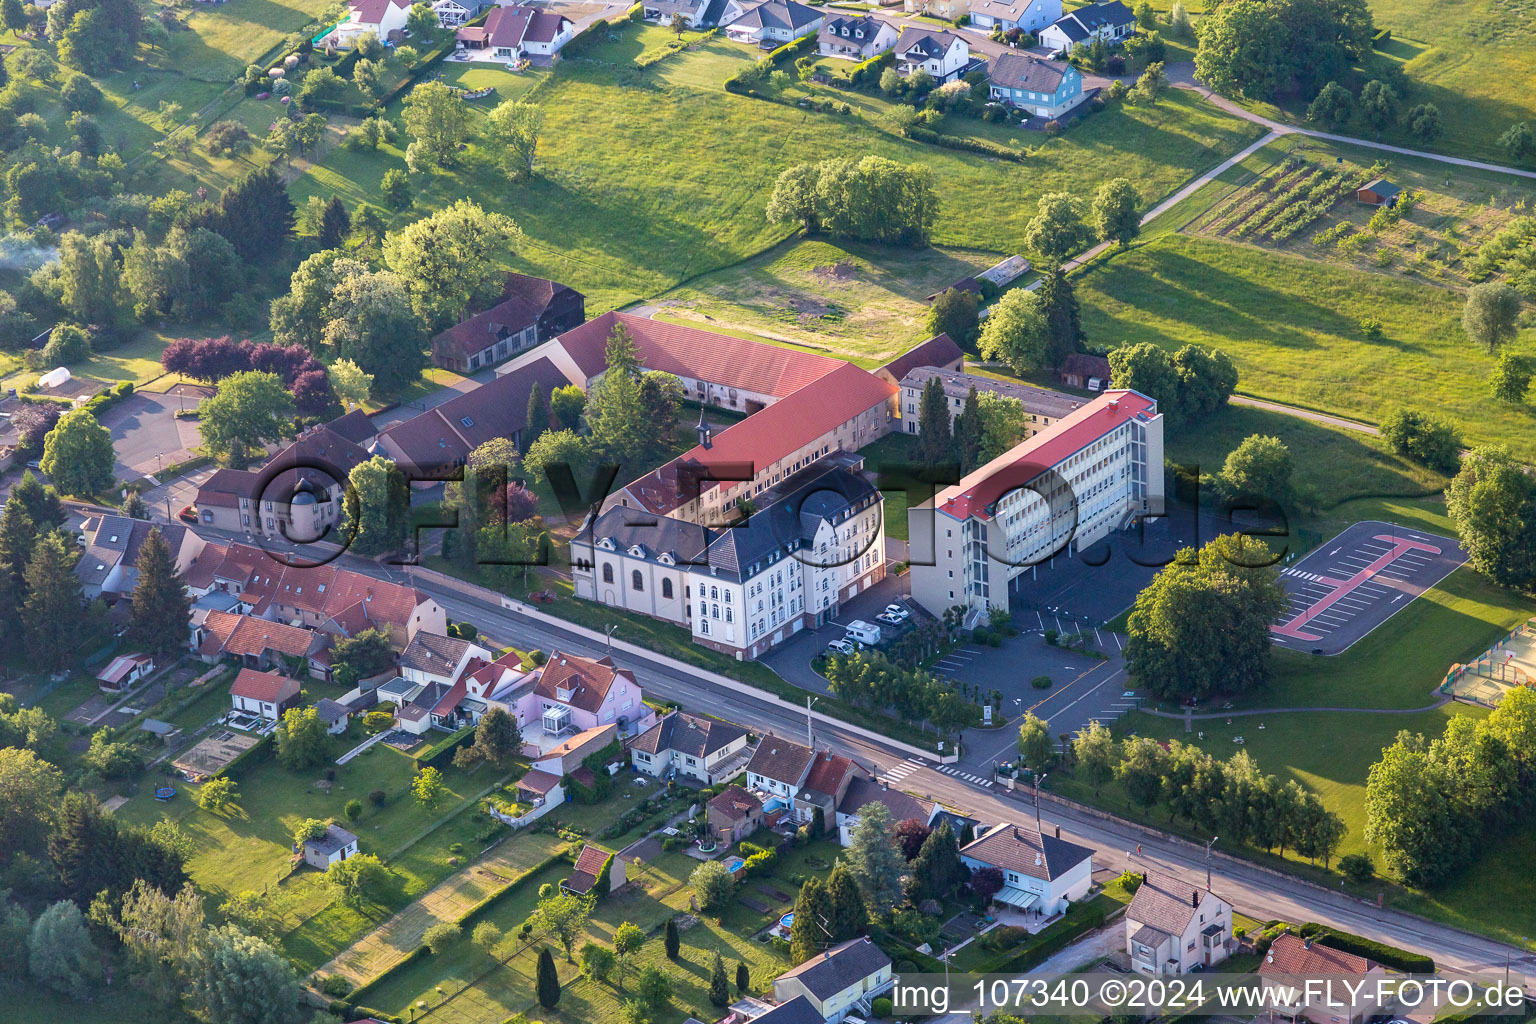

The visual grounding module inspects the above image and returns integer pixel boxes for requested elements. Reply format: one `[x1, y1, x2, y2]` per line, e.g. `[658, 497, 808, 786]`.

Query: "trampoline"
[154, 787, 177, 801]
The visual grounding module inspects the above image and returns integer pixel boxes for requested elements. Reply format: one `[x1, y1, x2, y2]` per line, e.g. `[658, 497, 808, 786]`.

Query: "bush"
[1043, 629, 1059, 646]
[872, 997, 893, 1018]
[1358, 316, 1383, 339]
[1338, 852, 1374, 884]
[423, 921, 462, 954]
[1306, 925, 1434, 973]
[321, 975, 352, 997]
[368, 788, 387, 806]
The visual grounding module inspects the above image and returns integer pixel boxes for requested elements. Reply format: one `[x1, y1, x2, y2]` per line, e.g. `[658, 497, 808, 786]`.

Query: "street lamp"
[1204, 836, 1219, 889]
[1031, 771, 1048, 830]
[603, 623, 618, 654]
[805, 694, 820, 748]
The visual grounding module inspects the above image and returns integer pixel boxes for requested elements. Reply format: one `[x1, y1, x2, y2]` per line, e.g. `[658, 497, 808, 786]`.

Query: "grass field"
[290, 31, 1262, 313]
[153, 0, 336, 79]
[651, 239, 997, 365]
[1074, 233, 1536, 458]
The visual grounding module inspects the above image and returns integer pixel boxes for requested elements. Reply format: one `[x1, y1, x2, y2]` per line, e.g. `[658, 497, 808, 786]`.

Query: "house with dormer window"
[817, 15, 896, 60]
[893, 27, 972, 82]
[959, 821, 1094, 916]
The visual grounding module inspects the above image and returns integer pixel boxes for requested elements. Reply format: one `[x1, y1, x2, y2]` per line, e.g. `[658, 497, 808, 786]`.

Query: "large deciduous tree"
[343, 456, 409, 556]
[402, 81, 471, 170]
[190, 925, 303, 1024]
[1462, 282, 1522, 352]
[39, 407, 113, 496]
[1022, 192, 1089, 268]
[977, 288, 1052, 375]
[486, 100, 543, 180]
[1091, 177, 1141, 247]
[1125, 533, 1289, 701]
[383, 200, 520, 330]
[1444, 445, 1536, 590]
[197, 370, 294, 468]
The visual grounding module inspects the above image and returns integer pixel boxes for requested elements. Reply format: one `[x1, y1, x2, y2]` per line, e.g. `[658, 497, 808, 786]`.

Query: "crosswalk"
[1283, 569, 1332, 583]
[937, 765, 994, 788]
[878, 757, 926, 785]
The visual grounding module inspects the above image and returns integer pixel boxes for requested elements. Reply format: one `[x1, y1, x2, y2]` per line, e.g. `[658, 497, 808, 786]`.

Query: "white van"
[844, 620, 882, 646]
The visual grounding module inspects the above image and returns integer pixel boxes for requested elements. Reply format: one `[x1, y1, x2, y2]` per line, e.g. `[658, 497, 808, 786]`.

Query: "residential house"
[498, 310, 844, 417]
[959, 822, 1094, 915]
[707, 785, 764, 843]
[432, 0, 489, 28]
[563, 843, 626, 896]
[902, 0, 968, 23]
[229, 668, 302, 720]
[1037, 0, 1133, 54]
[398, 632, 494, 689]
[899, 367, 1086, 437]
[375, 356, 578, 477]
[500, 651, 657, 740]
[795, 750, 864, 831]
[316, 698, 353, 735]
[893, 28, 971, 82]
[817, 15, 897, 60]
[302, 824, 360, 869]
[532, 723, 620, 777]
[772, 937, 893, 1024]
[872, 333, 964, 388]
[325, 0, 410, 48]
[1058, 352, 1111, 391]
[77, 516, 205, 601]
[192, 426, 372, 542]
[721, 0, 822, 44]
[577, 455, 887, 659]
[431, 273, 585, 373]
[642, 0, 711, 27]
[750, 996, 827, 1024]
[629, 710, 751, 784]
[908, 390, 1164, 619]
[455, 4, 573, 59]
[987, 52, 1083, 118]
[835, 777, 936, 847]
[1259, 934, 1387, 1024]
[196, 610, 331, 678]
[746, 736, 816, 807]
[512, 768, 565, 810]
[1124, 874, 1234, 974]
[325, 408, 378, 447]
[966, 0, 1060, 33]
[96, 652, 155, 693]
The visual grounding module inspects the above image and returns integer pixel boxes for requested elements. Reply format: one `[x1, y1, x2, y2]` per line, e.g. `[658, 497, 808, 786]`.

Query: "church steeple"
[696, 405, 713, 450]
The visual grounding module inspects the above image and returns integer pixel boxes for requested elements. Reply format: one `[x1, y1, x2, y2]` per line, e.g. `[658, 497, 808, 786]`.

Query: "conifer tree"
[126, 528, 191, 658]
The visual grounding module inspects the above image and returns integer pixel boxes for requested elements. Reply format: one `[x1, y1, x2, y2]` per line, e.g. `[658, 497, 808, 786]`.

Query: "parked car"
[826, 638, 855, 655]
[883, 603, 910, 622]
[177, 505, 198, 525]
[875, 611, 903, 626]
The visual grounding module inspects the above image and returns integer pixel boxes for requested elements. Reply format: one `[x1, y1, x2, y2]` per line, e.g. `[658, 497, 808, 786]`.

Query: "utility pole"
[805, 694, 819, 747]
[1205, 836, 1219, 889]
[1032, 772, 1048, 830]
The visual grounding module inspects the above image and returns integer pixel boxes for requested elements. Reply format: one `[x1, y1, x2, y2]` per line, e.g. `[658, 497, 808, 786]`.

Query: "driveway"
[98, 384, 212, 482]
[758, 570, 911, 693]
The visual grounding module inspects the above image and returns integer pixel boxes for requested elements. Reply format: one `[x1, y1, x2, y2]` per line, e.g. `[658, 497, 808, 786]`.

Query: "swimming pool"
[780, 912, 794, 928]
[724, 857, 745, 873]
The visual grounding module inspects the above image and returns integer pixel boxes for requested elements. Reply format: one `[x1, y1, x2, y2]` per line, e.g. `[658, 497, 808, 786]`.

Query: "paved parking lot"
[97, 384, 212, 481]
[1271, 520, 1466, 655]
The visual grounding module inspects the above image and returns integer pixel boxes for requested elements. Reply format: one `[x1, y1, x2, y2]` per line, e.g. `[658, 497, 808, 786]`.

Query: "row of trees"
[913, 378, 1031, 473]
[1107, 341, 1238, 428]
[161, 335, 333, 414]
[1070, 722, 1348, 866]
[821, 651, 980, 738]
[1365, 688, 1536, 886]
[1194, 0, 1374, 101]
[766, 156, 940, 247]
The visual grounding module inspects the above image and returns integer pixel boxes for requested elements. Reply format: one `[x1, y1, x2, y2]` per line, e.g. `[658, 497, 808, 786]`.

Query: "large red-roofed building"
[909, 389, 1163, 618]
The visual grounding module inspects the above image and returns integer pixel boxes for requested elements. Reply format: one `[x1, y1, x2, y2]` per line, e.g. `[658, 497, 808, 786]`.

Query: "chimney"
[1191, 890, 1200, 908]
[1303, 937, 1312, 950]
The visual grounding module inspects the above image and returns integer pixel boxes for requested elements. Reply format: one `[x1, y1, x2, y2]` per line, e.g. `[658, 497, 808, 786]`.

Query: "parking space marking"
[1273, 531, 1447, 644]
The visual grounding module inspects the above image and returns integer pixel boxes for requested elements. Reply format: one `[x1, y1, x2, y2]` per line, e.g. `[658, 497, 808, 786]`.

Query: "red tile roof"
[937, 389, 1157, 521]
[801, 750, 857, 797]
[349, 0, 406, 26]
[620, 362, 894, 514]
[1259, 933, 1377, 976]
[196, 468, 258, 509]
[208, 612, 318, 658]
[878, 333, 963, 383]
[518, 768, 563, 795]
[534, 651, 631, 715]
[206, 543, 430, 632]
[556, 312, 842, 398]
[230, 667, 301, 702]
[431, 678, 468, 716]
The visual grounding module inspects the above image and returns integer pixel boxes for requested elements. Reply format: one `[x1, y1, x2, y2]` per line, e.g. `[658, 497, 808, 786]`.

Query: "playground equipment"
[1443, 619, 1536, 706]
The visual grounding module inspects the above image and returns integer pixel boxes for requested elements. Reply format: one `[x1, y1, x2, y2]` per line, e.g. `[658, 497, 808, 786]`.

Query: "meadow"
[1073, 233, 1536, 457]
[290, 33, 1263, 312]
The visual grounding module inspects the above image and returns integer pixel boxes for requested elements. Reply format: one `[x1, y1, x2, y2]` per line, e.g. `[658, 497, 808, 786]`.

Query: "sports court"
[1270, 521, 1467, 655]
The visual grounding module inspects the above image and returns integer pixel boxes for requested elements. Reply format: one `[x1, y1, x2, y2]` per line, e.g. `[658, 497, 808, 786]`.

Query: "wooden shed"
[1356, 178, 1401, 207]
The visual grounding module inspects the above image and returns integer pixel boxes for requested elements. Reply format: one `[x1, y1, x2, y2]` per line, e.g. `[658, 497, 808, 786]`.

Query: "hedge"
[216, 731, 275, 779]
[1302, 924, 1434, 973]
[766, 30, 818, 66]
[907, 125, 1027, 163]
[414, 723, 476, 768]
[82, 380, 134, 418]
[849, 49, 893, 87]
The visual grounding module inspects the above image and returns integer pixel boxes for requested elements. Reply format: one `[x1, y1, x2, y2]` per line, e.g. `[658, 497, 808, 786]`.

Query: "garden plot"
[1188, 142, 1533, 289]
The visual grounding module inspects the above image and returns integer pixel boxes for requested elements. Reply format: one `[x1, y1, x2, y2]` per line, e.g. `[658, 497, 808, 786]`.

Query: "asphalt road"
[157, 517, 1534, 982]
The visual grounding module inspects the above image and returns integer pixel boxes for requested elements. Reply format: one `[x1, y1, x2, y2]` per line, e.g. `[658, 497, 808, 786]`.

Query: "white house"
[229, 668, 302, 721]
[892, 27, 971, 83]
[629, 711, 752, 784]
[772, 938, 894, 1023]
[745, 737, 815, 804]
[1036, 0, 1134, 54]
[398, 632, 493, 689]
[835, 776, 937, 847]
[816, 15, 897, 60]
[965, 0, 1060, 33]
[959, 822, 1094, 916]
[454, 5, 573, 61]
[642, 0, 709, 27]
[326, 0, 411, 47]
[302, 824, 359, 870]
[721, 0, 823, 45]
[1124, 874, 1235, 975]
[77, 516, 205, 602]
[432, 0, 488, 27]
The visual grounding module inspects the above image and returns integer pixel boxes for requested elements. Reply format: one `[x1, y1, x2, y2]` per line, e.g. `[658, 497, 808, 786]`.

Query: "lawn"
[363, 839, 843, 1024]
[153, 0, 338, 79]
[649, 238, 997, 366]
[9, 978, 197, 1024]
[290, 29, 1262, 313]
[1074, 233, 1536, 458]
